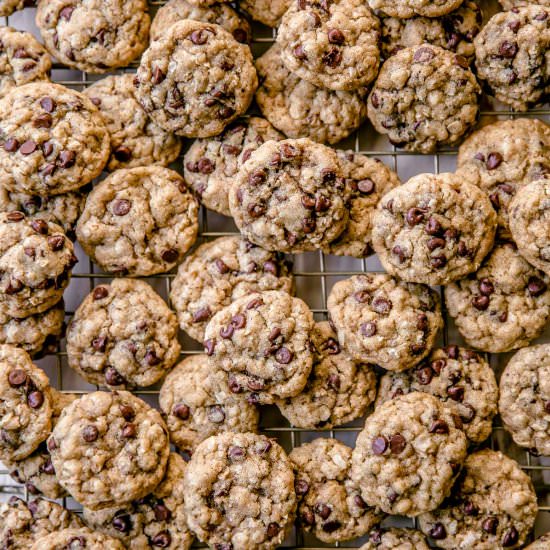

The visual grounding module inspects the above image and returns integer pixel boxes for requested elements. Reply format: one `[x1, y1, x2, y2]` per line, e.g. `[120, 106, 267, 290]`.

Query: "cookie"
[368, 0, 463, 18]
[84, 74, 181, 172]
[159, 354, 259, 454]
[372, 172, 497, 285]
[525, 534, 550, 550]
[499, 344, 550, 456]
[83, 452, 193, 550]
[255, 45, 368, 145]
[368, 44, 480, 153]
[444, 241, 550, 353]
[277, 0, 380, 91]
[351, 392, 468, 516]
[474, 5, 550, 111]
[66, 279, 180, 389]
[170, 236, 294, 343]
[184, 117, 283, 217]
[327, 274, 443, 372]
[0, 0, 35, 16]
[376, 345, 498, 444]
[36, 0, 150, 74]
[48, 391, 170, 510]
[360, 527, 430, 549]
[418, 449, 538, 549]
[0, 82, 110, 196]
[323, 150, 400, 258]
[183, 432, 297, 550]
[500, 0, 550, 8]
[150, 0, 251, 43]
[31, 529, 125, 550]
[240, 0, 292, 27]
[135, 19, 257, 138]
[290, 438, 383, 543]
[229, 138, 348, 253]
[276, 321, 377, 429]
[457, 118, 550, 236]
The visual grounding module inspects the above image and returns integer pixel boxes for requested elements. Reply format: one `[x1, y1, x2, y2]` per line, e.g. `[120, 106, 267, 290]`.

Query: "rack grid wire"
[1, 1, 549, 547]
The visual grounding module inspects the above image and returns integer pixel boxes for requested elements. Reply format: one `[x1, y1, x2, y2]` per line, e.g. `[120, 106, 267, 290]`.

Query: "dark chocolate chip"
[371, 436, 388, 455]
[82, 425, 99, 442]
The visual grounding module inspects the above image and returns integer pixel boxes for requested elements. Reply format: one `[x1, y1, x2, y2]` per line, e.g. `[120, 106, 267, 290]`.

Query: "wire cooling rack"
[1, 1, 549, 547]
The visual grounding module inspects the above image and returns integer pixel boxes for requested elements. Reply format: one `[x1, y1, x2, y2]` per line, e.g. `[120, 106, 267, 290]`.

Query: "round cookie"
[0, 82, 110, 196]
[376, 345, 498, 444]
[368, 0, 464, 18]
[372, 172, 497, 285]
[31, 529, 124, 550]
[327, 274, 443, 372]
[159, 354, 259, 454]
[184, 117, 283, 217]
[170, 236, 294, 343]
[445, 242, 550, 353]
[499, 344, 550, 456]
[351, 392, 468, 517]
[474, 6, 549, 111]
[84, 74, 181, 172]
[418, 449, 538, 549]
[323, 150, 401, 258]
[0, 0, 35, 16]
[83, 453, 193, 550]
[360, 527, 430, 549]
[135, 20, 257, 138]
[0, 212, 77, 319]
[255, 45, 368, 145]
[76, 166, 198, 276]
[277, 0, 380, 91]
[290, 438, 383, 543]
[525, 534, 550, 550]
[240, 0, 292, 27]
[66, 279, 180, 389]
[368, 44, 480, 153]
[229, 138, 348, 253]
[183, 432, 297, 550]
[276, 321, 377, 429]
[36, 0, 150, 74]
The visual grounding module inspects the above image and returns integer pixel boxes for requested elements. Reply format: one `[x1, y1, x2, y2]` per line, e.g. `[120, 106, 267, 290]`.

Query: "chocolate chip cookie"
[255, 44, 368, 145]
[372, 172, 497, 285]
[84, 74, 182, 172]
[327, 274, 443, 372]
[31, 529, 125, 550]
[525, 534, 550, 550]
[360, 527, 430, 549]
[368, 44, 480, 153]
[474, 5, 550, 111]
[183, 432, 297, 550]
[135, 19, 257, 137]
[0, 0, 35, 16]
[445, 242, 550, 353]
[184, 117, 283, 217]
[170, 235, 294, 343]
[376, 345, 498, 444]
[159, 354, 259, 453]
[276, 321, 377, 429]
[229, 138, 348, 253]
[36, 0, 150, 74]
[351, 392, 467, 516]
[418, 449, 538, 549]
[0, 82, 110, 196]
[240, 0, 292, 27]
[66, 279, 180, 389]
[368, 0, 464, 18]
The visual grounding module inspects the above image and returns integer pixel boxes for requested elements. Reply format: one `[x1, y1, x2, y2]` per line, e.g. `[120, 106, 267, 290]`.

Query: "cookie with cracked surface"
[327, 274, 443, 372]
[36, 0, 150, 74]
[31, 529, 125, 550]
[290, 438, 383, 543]
[525, 534, 550, 550]
[445, 242, 550, 353]
[135, 20, 257, 138]
[376, 345, 498, 444]
[183, 431, 296, 550]
[184, 117, 283, 217]
[418, 449, 538, 549]
[66, 279, 180, 389]
[255, 44, 368, 145]
[360, 527, 430, 549]
[368, 45, 480, 153]
[368, 0, 464, 18]
[0, 82, 110, 196]
[276, 321, 377, 429]
[159, 354, 259, 453]
[204, 290, 314, 405]
[76, 166, 198, 276]
[351, 392, 468, 517]
[84, 74, 181, 172]
[372, 172, 496, 285]
[239, 0, 292, 27]
[474, 5, 549, 111]
[170, 236, 294, 343]
[457, 118, 550, 237]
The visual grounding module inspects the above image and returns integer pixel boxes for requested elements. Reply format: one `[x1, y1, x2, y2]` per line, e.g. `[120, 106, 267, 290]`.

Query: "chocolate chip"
[30, 219, 48, 234]
[460, 403, 476, 423]
[246, 297, 263, 310]
[302, 218, 317, 233]
[219, 106, 235, 119]
[372, 436, 388, 455]
[27, 391, 44, 409]
[113, 199, 131, 216]
[113, 146, 131, 162]
[429, 419, 449, 434]
[294, 44, 307, 59]
[190, 29, 209, 44]
[19, 140, 37, 155]
[527, 276, 547, 297]
[170, 403, 190, 421]
[93, 286, 109, 301]
[104, 366, 125, 386]
[327, 374, 341, 391]
[248, 203, 266, 218]
[42, 141, 54, 157]
[120, 405, 135, 421]
[263, 260, 278, 276]
[425, 217, 443, 235]
[353, 495, 367, 509]
[152, 531, 172, 547]
[472, 295, 490, 310]
[152, 67, 165, 85]
[121, 423, 136, 438]
[220, 324, 234, 339]
[486, 152, 503, 170]
[266, 522, 280, 538]
[416, 366, 433, 385]
[322, 520, 342, 533]
[447, 385, 465, 402]
[482, 516, 499, 534]
[417, 313, 428, 332]
[113, 514, 132, 533]
[361, 321, 376, 337]
[431, 254, 447, 268]
[231, 314, 246, 329]
[372, 297, 391, 314]
[4, 138, 19, 152]
[328, 28, 345, 44]
[275, 347, 293, 364]
[354, 290, 370, 303]
[47, 235, 65, 251]
[159, 248, 178, 263]
[92, 336, 107, 352]
[389, 433, 406, 454]
[60, 5, 74, 20]
[204, 339, 216, 356]
[499, 40, 518, 58]
[463, 500, 478, 516]
[213, 258, 229, 275]
[322, 47, 342, 67]
[268, 327, 281, 342]
[153, 503, 171, 522]
[406, 207, 425, 226]
[301, 509, 315, 526]
[33, 114, 52, 128]
[8, 369, 26, 387]
[315, 503, 331, 520]
[502, 526, 518, 547]
[40, 458, 55, 475]
[479, 278, 494, 296]
[5, 279, 23, 295]
[228, 445, 245, 460]
[414, 46, 435, 62]
[207, 405, 225, 423]
[323, 337, 340, 354]
[315, 195, 331, 212]
[24, 247, 35, 258]
[430, 523, 447, 540]
[82, 425, 99, 442]
[47, 437, 57, 451]
[427, 237, 446, 251]
[232, 28, 248, 43]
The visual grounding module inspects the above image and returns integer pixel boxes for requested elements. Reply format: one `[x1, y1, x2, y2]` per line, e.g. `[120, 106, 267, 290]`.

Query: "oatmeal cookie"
[0, 0, 35, 16]
[360, 527, 430, 549]
[31, 529, 125, 550]
[368, 0, 464, 18]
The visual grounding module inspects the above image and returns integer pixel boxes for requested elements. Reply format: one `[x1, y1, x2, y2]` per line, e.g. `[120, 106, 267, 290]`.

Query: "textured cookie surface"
[359, 527, 430, 549]
[368, 0, 463, 17]
[240, 0, 292, 27]
[31, 528, 125, 550]
[0, 0, 35, 16]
